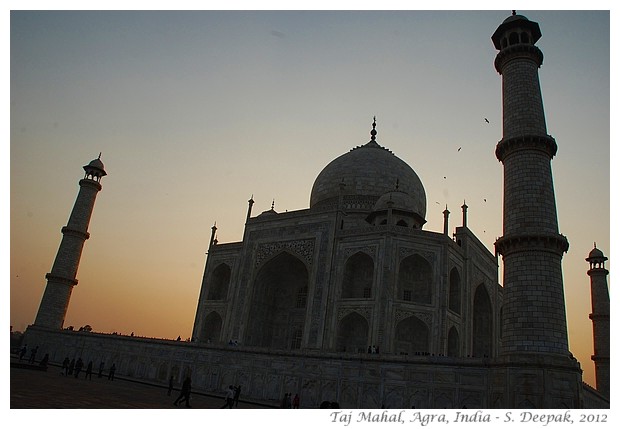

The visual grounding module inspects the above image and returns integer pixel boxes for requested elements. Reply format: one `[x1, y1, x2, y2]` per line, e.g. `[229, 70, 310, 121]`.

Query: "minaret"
[492, 13, 571, 357]
[34, 155, 107, 329]
[586, 244, 610, 398]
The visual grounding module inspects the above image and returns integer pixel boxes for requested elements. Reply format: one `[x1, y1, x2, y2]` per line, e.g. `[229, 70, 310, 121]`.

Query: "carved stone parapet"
[61, 226, 90, 240]
[494, 233, 569, 257]
[495, 134, 557, 162]
[45, 273, 79, 286]
[494, 44, 543, 73]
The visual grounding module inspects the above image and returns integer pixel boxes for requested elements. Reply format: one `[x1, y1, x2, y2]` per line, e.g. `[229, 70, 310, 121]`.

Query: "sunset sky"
[8, 6, 611, 387]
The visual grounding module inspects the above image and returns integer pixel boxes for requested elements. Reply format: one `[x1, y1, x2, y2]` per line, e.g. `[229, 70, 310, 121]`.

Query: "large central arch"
[244, 252, 309, 350]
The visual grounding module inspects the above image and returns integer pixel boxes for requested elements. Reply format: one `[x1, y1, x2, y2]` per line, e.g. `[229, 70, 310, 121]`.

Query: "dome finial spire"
[512, 10, 516, 16]
[370, 116, 377, 141]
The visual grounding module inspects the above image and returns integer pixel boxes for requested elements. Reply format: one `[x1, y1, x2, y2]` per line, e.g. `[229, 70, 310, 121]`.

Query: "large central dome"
[309, 122, 426, 221]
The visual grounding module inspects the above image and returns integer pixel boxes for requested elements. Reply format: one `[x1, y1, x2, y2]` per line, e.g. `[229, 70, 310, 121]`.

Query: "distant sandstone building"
[24, 13, 609, 408]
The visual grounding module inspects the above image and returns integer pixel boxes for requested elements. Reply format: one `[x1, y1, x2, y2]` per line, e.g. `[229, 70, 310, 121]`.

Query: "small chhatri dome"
[587, 243, 607, 262]
[310, 118, 426, 221]
[83, 153, 107, 180]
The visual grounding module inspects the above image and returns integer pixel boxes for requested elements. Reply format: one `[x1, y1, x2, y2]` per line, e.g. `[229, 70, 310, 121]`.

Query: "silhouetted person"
[61, 357, 70, 375]
[221, 385, 234, 409]
[233, 385, 242, 407]
[28, 346, 38, 364]
[19, 345, 27, 361]
[293, 393, 300, 409]
[68, 358, 75, 375]
[168, 376, 174, 396]
[98, 361, 104, 378]
[74, 358, 83, 377]
[173, 375, 191, 407]
[85, 361, 93, 380]
[39, 353, 49, 369]
[108, 363, 116, 380]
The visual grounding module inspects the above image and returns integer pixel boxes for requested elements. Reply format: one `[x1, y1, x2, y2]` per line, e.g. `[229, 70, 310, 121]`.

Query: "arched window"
[449, 268, 461, 314]
[397, 254, 432, 304]
[473, 284, 493, 357]
[245, 252, 308, 350]
[207, 264, 231, 300]
[336, 312, 369, 353]
[521, 32, 530, 44]
[342, 252, 374, 299]
[509, 32, 519, 45]
[396, 219, 408, 227]
[201, 311, 223, 344]
[290, 328, 303, 350]
[447, 327, 459, 357]
[394, 316, 429, 355]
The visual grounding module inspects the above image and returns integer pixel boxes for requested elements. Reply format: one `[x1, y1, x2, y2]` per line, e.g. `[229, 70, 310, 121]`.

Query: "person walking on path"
[68, 358, 75, 375]
[173, 375, 192, 408]
[234, 385, 241, 407]
[98, 361, 105, 378]
[19, 345, 27, 361]
[61, 357, 70, 375]
[85, 361, 93, 380]
[168, 376, 174, 396]
[39, 353, 49, 369]
[28, 346, 38, 364]
[74, 358, 83, 378]
[220, 385, 234, 409]
[108, 363, 116, 380]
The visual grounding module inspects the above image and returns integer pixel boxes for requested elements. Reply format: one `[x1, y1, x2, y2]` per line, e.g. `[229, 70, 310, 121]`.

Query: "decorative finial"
[98, 152, 102, 160]
[512, 10, 516, 16]
[594, 241, 597, 249]
[271, 199, 275, 210]
[370, 116, 377, 141]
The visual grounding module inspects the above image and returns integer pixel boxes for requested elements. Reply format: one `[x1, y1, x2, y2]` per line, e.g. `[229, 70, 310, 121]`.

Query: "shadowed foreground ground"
[10, 359, 277, 409]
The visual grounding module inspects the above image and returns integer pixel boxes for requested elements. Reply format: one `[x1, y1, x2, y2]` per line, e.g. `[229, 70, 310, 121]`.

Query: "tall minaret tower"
[586, 244, 610, 398]
[33, 155, 107, 329]
[492, 13, 571, 357]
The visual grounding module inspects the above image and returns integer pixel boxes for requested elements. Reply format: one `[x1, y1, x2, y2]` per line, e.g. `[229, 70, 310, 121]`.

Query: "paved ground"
[10, 357, 277, 409]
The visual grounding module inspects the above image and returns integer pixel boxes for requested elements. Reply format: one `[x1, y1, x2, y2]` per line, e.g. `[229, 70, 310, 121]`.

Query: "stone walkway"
[10, 358, 277, 409]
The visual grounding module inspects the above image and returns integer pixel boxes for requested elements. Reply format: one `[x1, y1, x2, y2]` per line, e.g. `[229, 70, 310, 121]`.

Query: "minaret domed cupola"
[586, 243, 608, 270]
[83, 153, 107, 183]
[491, 11, 543, 74]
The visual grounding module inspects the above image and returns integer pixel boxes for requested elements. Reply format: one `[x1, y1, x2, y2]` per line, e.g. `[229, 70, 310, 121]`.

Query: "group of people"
[280, 392, 300, 408]
[60, 356, 116, 380]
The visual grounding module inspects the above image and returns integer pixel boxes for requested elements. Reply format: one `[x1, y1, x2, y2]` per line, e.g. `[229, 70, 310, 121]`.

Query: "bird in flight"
[457, 147, 462, 152]
[484, 118, 490, 123]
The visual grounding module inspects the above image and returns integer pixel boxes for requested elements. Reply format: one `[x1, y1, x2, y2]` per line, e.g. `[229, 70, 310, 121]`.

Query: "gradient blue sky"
[7, 5, 612, 389]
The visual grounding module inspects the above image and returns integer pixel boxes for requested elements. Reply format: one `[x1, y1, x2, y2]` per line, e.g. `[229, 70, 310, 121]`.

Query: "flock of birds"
[433, 117, 492, 233]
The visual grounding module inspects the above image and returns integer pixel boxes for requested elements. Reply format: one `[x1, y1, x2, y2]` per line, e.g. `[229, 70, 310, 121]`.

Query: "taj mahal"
[21, 12, 609, 408]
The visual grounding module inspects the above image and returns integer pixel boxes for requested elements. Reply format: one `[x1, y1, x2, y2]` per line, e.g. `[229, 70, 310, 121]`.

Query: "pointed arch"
[341, 252, 374, 299]
[447, 326, 460, 357]
[397, 254, 432, 304]
[394, 315, 429, 355]
[336, 312, 369, 353]
[473, 284, 493, 357]
[245, 252, 308, 350]
[207, 263, 231, 300]
[449, 268, 461, 314]
[201, 311, 223, 344]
